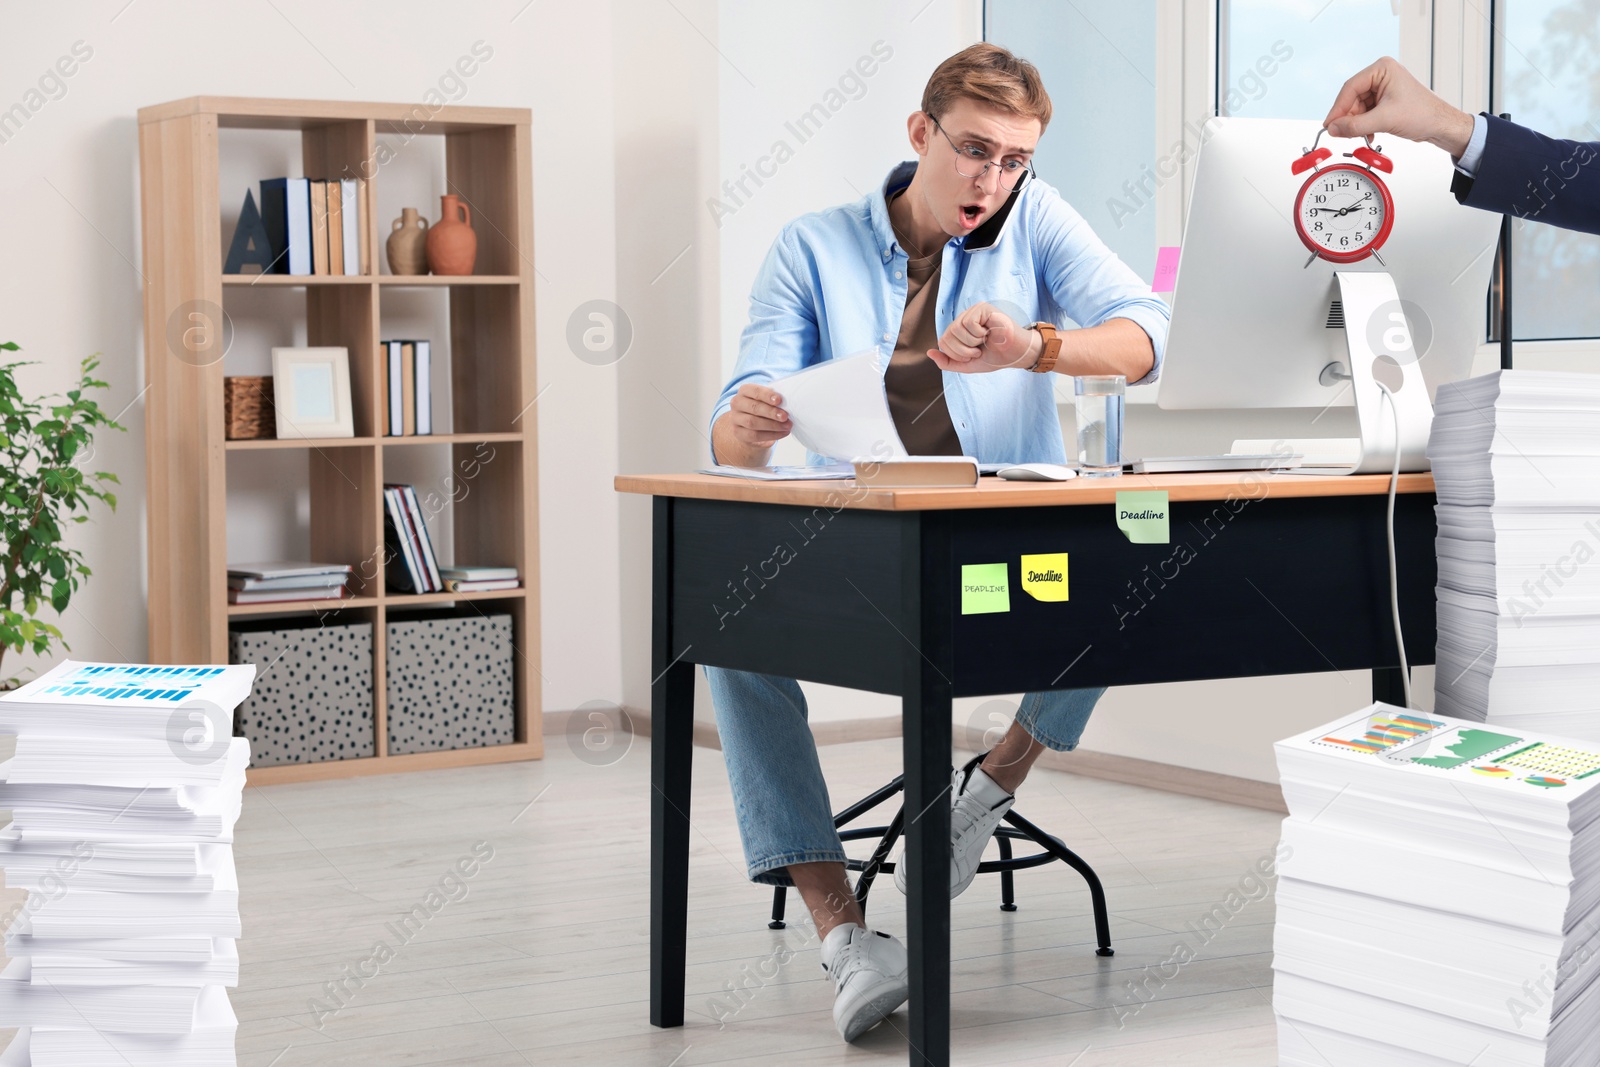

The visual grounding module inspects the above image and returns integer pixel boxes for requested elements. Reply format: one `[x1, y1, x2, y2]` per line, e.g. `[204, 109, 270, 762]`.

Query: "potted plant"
[0, 344, 124, 690]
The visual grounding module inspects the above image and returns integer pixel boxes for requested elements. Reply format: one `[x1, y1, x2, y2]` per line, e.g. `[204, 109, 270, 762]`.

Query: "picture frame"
[271, 346, 354, 439]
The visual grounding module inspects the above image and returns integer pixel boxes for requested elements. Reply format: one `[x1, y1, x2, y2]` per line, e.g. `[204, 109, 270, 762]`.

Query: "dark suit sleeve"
[1450, 115, 1600, 235]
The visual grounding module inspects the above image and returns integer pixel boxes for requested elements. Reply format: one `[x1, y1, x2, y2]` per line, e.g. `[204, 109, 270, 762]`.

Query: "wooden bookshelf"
[138, 96, 541, 785]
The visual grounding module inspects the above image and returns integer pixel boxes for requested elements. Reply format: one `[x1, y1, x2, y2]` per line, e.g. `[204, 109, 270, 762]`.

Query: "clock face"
[1294, 163, 1393, 262]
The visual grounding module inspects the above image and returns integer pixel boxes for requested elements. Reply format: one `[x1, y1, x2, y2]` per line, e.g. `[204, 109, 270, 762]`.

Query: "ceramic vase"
[426, 194, 477, 275]
[386, 208, 429, 275]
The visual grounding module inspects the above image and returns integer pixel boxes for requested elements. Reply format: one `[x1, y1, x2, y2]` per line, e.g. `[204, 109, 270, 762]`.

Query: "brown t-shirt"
[884, 196, 963, 456]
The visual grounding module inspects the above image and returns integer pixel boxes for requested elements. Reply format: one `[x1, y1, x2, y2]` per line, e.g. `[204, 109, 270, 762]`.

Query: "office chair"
[765, 751, 1115, 956]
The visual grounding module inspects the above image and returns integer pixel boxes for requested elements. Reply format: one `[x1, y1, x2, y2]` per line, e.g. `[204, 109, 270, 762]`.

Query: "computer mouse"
[996, 463, 1079, 482]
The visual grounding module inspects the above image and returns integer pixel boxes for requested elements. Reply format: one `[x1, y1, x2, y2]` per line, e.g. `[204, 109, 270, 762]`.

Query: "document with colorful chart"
[1272, 701, 1600, 1067]
[1278, 703, 1600, 804]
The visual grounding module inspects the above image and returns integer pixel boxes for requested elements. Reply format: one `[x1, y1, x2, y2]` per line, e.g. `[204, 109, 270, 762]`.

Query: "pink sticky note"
[1152, 246, 1180, 293]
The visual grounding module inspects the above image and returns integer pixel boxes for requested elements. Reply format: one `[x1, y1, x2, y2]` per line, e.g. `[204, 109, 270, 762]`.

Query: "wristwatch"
[1029, 321, 1061, 373]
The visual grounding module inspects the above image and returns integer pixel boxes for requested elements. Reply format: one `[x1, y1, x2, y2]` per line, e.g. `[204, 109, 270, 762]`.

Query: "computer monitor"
[1158, 117, 1501, 473]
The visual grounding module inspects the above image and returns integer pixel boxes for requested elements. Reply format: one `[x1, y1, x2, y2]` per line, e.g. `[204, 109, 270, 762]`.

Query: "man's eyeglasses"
[929, 114, 1033, 192]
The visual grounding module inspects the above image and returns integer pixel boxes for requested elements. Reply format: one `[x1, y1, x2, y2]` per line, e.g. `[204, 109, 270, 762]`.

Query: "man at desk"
[1325, 56, 1600, 235]
[705, 44, 1171, 1042]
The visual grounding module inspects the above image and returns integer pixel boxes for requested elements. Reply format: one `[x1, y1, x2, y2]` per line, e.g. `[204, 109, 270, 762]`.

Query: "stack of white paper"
[1430, 371, 1600, 740]
[1272, 703, 1600, 1066]
[0, 661, 255, 1066]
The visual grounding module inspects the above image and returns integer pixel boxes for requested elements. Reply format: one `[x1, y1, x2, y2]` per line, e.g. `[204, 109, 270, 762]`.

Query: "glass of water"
[1075, 375, 1125, 476]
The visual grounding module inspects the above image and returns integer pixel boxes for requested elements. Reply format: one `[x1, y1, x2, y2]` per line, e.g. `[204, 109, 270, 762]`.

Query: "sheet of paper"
[1115, 490, 1170, 543]
[1152, 245, 1180, 293]
[772, 352, 907, 462]
[1020, 553, 1070, 602]
[960, 563, 1010, 615]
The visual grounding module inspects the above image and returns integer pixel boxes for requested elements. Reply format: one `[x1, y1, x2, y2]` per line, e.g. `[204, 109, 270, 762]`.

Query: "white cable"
[1375, 381, 1412, 709]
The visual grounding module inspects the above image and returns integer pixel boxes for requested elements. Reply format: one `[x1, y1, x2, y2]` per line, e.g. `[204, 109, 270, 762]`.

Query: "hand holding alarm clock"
[1291, 128, 1395, 266]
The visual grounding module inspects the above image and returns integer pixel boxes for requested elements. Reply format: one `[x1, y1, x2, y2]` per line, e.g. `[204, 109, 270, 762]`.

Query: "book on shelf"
[226, 585, 348, 605]
[401, 485, 442, 591]
[439, 565, 519, 582]
[401, 342, 416, 435]
[382, 487, 424, 593]
[444, 578, 520, 592]
[309, 180, 330, 275]
[225, 561, 352, 581]
[326, 179, 344, 275]
[355, 178, 370, 275]
[438, 566, 519, 594]
[256, 176, 368, 278]
[382, 485, 444, 593]
[381, 487, 435, 593]
[226, 573, 349, 592]
[414, 340, 432, 434]
[257, 177, 310, 275]
[383, 339, 433, 436]
[386, 341, 403, 436]
[340, 179, 360, 275]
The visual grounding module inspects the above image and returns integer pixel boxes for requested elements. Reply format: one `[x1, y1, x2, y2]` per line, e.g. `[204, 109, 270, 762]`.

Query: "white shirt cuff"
[1455, 113, 1488, 177]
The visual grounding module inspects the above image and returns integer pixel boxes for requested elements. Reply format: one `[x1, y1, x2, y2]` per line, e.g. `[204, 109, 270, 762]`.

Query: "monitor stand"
[1238, 271, 1432, 477]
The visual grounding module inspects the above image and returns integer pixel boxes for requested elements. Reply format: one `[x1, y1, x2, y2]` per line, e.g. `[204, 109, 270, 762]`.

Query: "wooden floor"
[212, 734, 1287, 1065]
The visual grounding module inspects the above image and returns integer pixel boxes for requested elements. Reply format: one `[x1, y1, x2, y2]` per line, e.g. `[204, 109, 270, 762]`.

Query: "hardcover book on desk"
[1272, 703, 1600, 1066]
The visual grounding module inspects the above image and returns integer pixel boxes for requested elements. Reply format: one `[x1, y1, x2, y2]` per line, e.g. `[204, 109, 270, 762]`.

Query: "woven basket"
[224, 376, 276, 440]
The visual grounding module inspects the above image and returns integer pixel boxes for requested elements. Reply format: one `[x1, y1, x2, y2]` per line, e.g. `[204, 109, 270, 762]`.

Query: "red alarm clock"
[1291, 129, 1394, 265]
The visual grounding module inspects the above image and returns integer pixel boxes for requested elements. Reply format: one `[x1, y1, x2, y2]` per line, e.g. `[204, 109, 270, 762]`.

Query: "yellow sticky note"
[1021, 553, 1069, 602]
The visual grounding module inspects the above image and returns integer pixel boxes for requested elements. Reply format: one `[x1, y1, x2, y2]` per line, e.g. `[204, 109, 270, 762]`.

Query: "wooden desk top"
[613, 470, 1436, 512]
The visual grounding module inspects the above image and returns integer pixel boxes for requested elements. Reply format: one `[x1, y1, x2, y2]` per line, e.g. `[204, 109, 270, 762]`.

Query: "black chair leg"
[1002, 808, 1114, 956]
[769, 886, 787, 930]
[997, 833, 1017, 912]
[853, 807, 905, 916]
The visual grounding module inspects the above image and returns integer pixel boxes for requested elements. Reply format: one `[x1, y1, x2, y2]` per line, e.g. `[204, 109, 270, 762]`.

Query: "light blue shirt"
[711, 161, 1172, 466]
[1456, 113, 1488, 177]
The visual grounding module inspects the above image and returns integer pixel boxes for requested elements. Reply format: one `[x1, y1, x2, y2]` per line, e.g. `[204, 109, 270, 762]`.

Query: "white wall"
[0, 2, 626, 725]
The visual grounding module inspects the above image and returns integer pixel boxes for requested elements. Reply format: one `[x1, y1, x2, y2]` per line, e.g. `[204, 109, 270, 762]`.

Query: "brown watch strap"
[1030, 321, 1061, 373]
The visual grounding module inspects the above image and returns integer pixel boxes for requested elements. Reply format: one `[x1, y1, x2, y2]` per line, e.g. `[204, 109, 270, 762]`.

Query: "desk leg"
[650, 497, 694, 1029]
[902, 674, 952, 1066]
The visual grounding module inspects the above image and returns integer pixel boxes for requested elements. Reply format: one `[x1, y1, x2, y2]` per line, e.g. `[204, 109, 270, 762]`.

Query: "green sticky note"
[961, 563, 1010, 615]
[1116, 491, 1170, 544]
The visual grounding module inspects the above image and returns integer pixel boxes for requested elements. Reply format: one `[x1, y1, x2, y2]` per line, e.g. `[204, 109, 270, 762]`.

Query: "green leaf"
[50, 583, 69, 612]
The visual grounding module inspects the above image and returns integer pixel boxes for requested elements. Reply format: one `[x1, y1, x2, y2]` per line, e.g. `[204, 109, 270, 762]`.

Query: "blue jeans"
[704, 667, 1104, 886]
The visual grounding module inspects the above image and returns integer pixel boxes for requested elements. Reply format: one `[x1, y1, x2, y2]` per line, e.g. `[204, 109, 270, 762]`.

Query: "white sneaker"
[819, 923, 909, 1042]
[894, 760, 1015, 899]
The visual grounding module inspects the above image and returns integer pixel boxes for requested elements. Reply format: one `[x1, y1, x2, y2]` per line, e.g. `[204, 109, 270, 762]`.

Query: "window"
[1221, 0, 1401, 120]
[985, 0, 1160, 284]
[1496, 0, 1600, 340]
